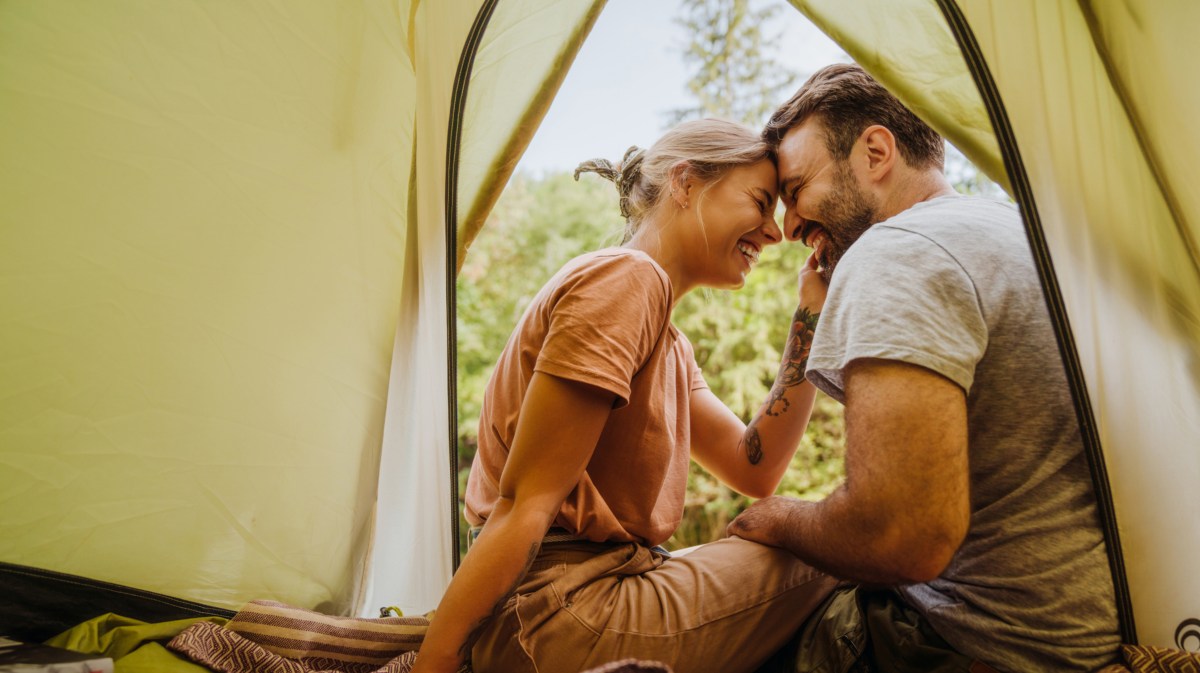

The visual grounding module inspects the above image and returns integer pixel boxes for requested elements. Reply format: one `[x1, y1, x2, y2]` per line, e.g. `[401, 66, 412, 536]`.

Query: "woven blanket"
[167, 600, 674, 673]
[168, 600, 426, 673]
[1095, 644, 1200, 673]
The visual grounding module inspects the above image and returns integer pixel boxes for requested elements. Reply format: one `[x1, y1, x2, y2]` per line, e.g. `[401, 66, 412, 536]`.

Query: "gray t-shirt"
[807, 194, 1120, 673]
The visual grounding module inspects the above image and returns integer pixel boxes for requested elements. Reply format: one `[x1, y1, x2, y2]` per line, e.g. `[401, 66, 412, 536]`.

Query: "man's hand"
[727, 495, 802, 552]
[729, 360, 970, 585]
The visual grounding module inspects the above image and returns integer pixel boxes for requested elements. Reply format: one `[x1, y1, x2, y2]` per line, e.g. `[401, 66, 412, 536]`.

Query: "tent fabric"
[0, 561, 234, 644]
[359, 0, 473, 620]
[784, 0, 1008, 193]
[46, 613, 223, 673]
[795, 0, 1200, 649]
[453, 0, 606, 273]
[0, 1, 416, 614]
[367, 0, 611, 616]
[0, 0, 609, 621]
[954, 0, 1200, 649]
[3, 0, 1198, 650]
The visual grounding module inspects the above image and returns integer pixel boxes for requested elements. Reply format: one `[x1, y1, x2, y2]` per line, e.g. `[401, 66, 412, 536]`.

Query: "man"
[729, 63, 1120, 672]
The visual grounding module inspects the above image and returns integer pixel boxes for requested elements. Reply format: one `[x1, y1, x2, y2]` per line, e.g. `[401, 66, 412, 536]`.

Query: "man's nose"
[783, 207, 805, 242]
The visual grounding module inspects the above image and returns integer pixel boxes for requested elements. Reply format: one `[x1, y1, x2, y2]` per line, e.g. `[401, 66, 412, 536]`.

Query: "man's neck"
[877, 170, 958, 222]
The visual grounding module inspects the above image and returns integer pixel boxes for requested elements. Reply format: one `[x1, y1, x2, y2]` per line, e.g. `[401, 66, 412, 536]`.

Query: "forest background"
[456, 0, 1003, 555]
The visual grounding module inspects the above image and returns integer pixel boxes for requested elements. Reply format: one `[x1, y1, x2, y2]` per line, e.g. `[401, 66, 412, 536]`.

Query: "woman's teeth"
[737, 242, 759, 264]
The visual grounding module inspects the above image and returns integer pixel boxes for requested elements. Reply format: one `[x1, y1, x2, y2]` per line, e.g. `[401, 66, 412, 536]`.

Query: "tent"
[2, 0, 1197, 654]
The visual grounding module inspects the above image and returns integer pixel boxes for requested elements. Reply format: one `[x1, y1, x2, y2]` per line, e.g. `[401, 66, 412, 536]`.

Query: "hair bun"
[575, 145, 644, 220]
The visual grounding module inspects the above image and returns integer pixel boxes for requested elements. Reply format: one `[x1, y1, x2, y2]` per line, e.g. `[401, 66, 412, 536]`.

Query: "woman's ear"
[858, 125, 896, 181]
[668, 161, 693, 209]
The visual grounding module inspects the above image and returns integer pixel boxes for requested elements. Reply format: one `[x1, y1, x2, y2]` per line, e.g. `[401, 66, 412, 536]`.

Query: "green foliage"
[456, 173, 848, 555]
[457, 172, 624, 465]
[945, 143, 1008, 199]
[670, 0, 797, 127]
[455, 1, 1004, 556]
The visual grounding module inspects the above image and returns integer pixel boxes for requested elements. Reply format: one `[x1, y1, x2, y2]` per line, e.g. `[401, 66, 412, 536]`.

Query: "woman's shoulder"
[557, 247, 672, 297]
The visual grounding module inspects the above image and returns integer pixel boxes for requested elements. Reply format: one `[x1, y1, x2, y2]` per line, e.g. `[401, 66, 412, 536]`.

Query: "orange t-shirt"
[464, 248, 708, 546]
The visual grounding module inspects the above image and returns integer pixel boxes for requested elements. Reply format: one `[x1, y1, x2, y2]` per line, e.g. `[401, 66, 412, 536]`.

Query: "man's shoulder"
[844, 195, 1026, 280]
[879, 194, 1019, 240]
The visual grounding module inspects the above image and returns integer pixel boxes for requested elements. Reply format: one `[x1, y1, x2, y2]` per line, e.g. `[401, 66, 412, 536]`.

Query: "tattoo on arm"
[741, 424, 764, 465]
[776, 307, 819, 388]
[744, 307, 819, 464]
[457, 540, 542, 660]
[761, 307, 820, 415]
[764, 385, 789, 416]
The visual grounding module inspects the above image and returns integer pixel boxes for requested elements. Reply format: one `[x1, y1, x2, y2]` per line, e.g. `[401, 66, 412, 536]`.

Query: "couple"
[413, 64, 1120, 673]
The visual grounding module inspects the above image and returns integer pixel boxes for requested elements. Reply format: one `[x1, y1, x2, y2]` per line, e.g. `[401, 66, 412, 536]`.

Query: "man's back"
[807, 194, 1120, 672]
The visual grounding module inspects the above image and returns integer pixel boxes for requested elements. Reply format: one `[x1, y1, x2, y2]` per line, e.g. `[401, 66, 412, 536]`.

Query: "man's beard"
[814, 161, 879, 284]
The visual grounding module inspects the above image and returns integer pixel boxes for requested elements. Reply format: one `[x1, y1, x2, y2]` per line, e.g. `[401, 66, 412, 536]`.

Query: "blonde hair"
[575, 119, 773, 242]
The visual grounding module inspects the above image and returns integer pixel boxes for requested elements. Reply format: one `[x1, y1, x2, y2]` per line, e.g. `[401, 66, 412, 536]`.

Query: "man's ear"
[858, 125, 897, 181]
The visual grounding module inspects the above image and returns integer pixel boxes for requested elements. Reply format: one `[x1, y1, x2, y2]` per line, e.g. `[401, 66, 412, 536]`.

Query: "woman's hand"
[410, 373, 614, 673]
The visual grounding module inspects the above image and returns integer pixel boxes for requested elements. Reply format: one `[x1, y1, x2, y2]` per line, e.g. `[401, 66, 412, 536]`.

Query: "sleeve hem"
[535, 360, 632, 408]
[809, 345, 976, 394]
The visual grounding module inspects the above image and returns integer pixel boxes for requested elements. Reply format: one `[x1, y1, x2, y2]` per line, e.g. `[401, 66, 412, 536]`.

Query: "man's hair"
[763, 63, 944, 169]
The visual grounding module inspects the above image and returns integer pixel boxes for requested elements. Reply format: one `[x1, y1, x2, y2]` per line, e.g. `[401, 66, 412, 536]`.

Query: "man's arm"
[728, 357, 971, 584]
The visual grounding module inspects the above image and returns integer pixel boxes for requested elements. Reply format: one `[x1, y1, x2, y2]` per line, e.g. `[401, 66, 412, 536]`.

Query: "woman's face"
[684, 159, 782, 290]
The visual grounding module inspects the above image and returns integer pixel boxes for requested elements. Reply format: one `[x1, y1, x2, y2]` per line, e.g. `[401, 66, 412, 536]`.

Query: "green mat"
[47, 613, 227, 673]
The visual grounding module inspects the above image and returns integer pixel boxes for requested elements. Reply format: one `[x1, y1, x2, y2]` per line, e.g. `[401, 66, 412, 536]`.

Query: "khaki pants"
[471, 538, 838, 673]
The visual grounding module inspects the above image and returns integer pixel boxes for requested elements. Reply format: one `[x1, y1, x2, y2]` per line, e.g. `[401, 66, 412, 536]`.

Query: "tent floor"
[0, 561, 235, 642]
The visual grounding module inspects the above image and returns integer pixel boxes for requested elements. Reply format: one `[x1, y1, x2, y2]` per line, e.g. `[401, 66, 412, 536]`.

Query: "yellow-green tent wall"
[2, 0, 1197, 652]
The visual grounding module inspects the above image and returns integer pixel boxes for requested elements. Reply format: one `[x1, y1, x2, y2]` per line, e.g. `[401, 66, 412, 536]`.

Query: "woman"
[412, 119, 836, 673]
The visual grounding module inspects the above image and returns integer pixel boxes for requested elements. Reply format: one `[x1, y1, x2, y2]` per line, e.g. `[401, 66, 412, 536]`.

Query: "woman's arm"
[689, 250, 826, 498]
[410, 372, 615, 673]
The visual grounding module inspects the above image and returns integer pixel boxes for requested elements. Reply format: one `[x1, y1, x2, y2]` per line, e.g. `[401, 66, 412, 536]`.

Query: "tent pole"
[444, 0, 502, 573]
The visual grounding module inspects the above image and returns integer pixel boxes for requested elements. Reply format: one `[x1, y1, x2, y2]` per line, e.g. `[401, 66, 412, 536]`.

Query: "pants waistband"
[468, 526, 588, 546]
[467, 526, 671, 556]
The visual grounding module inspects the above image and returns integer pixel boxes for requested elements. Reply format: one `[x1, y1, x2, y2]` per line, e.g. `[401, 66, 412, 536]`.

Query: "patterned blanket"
[166, 600, 1199, 673]
[166, 600, 673, 673]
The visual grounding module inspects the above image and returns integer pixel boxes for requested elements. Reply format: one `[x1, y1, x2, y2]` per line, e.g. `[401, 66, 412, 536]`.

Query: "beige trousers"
[471, 537, 837, 673]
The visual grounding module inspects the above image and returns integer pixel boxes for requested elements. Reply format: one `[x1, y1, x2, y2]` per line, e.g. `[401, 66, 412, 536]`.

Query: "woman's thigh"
[476, 539, 837, 673]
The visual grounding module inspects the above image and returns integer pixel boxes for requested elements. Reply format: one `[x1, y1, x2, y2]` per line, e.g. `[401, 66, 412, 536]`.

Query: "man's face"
[776, 119, 880, 283]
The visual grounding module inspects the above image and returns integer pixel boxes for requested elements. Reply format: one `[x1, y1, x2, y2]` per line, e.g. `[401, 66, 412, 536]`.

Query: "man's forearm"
[763, 489, 923, 585]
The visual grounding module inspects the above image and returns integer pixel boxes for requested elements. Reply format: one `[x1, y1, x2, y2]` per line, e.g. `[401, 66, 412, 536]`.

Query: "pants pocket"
[794, 586, 870, 673]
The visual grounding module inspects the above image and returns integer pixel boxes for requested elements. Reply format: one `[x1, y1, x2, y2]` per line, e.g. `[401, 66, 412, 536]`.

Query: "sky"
[515, 0, 849, 176]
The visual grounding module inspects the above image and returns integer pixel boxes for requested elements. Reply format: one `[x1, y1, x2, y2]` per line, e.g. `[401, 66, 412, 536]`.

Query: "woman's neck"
[623, 216, 693, 308]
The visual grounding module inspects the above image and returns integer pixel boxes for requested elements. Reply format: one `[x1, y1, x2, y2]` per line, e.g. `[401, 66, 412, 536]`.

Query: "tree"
[670, 0, 797, 127]
[455, 2, 1006, 555]
[664, 0, 846, 548]
[455, 173, 625, 556]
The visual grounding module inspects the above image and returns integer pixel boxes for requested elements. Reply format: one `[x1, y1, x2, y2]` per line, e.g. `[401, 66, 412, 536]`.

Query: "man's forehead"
[777, 120, 828, 187]
[779, 120, 826, 165]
